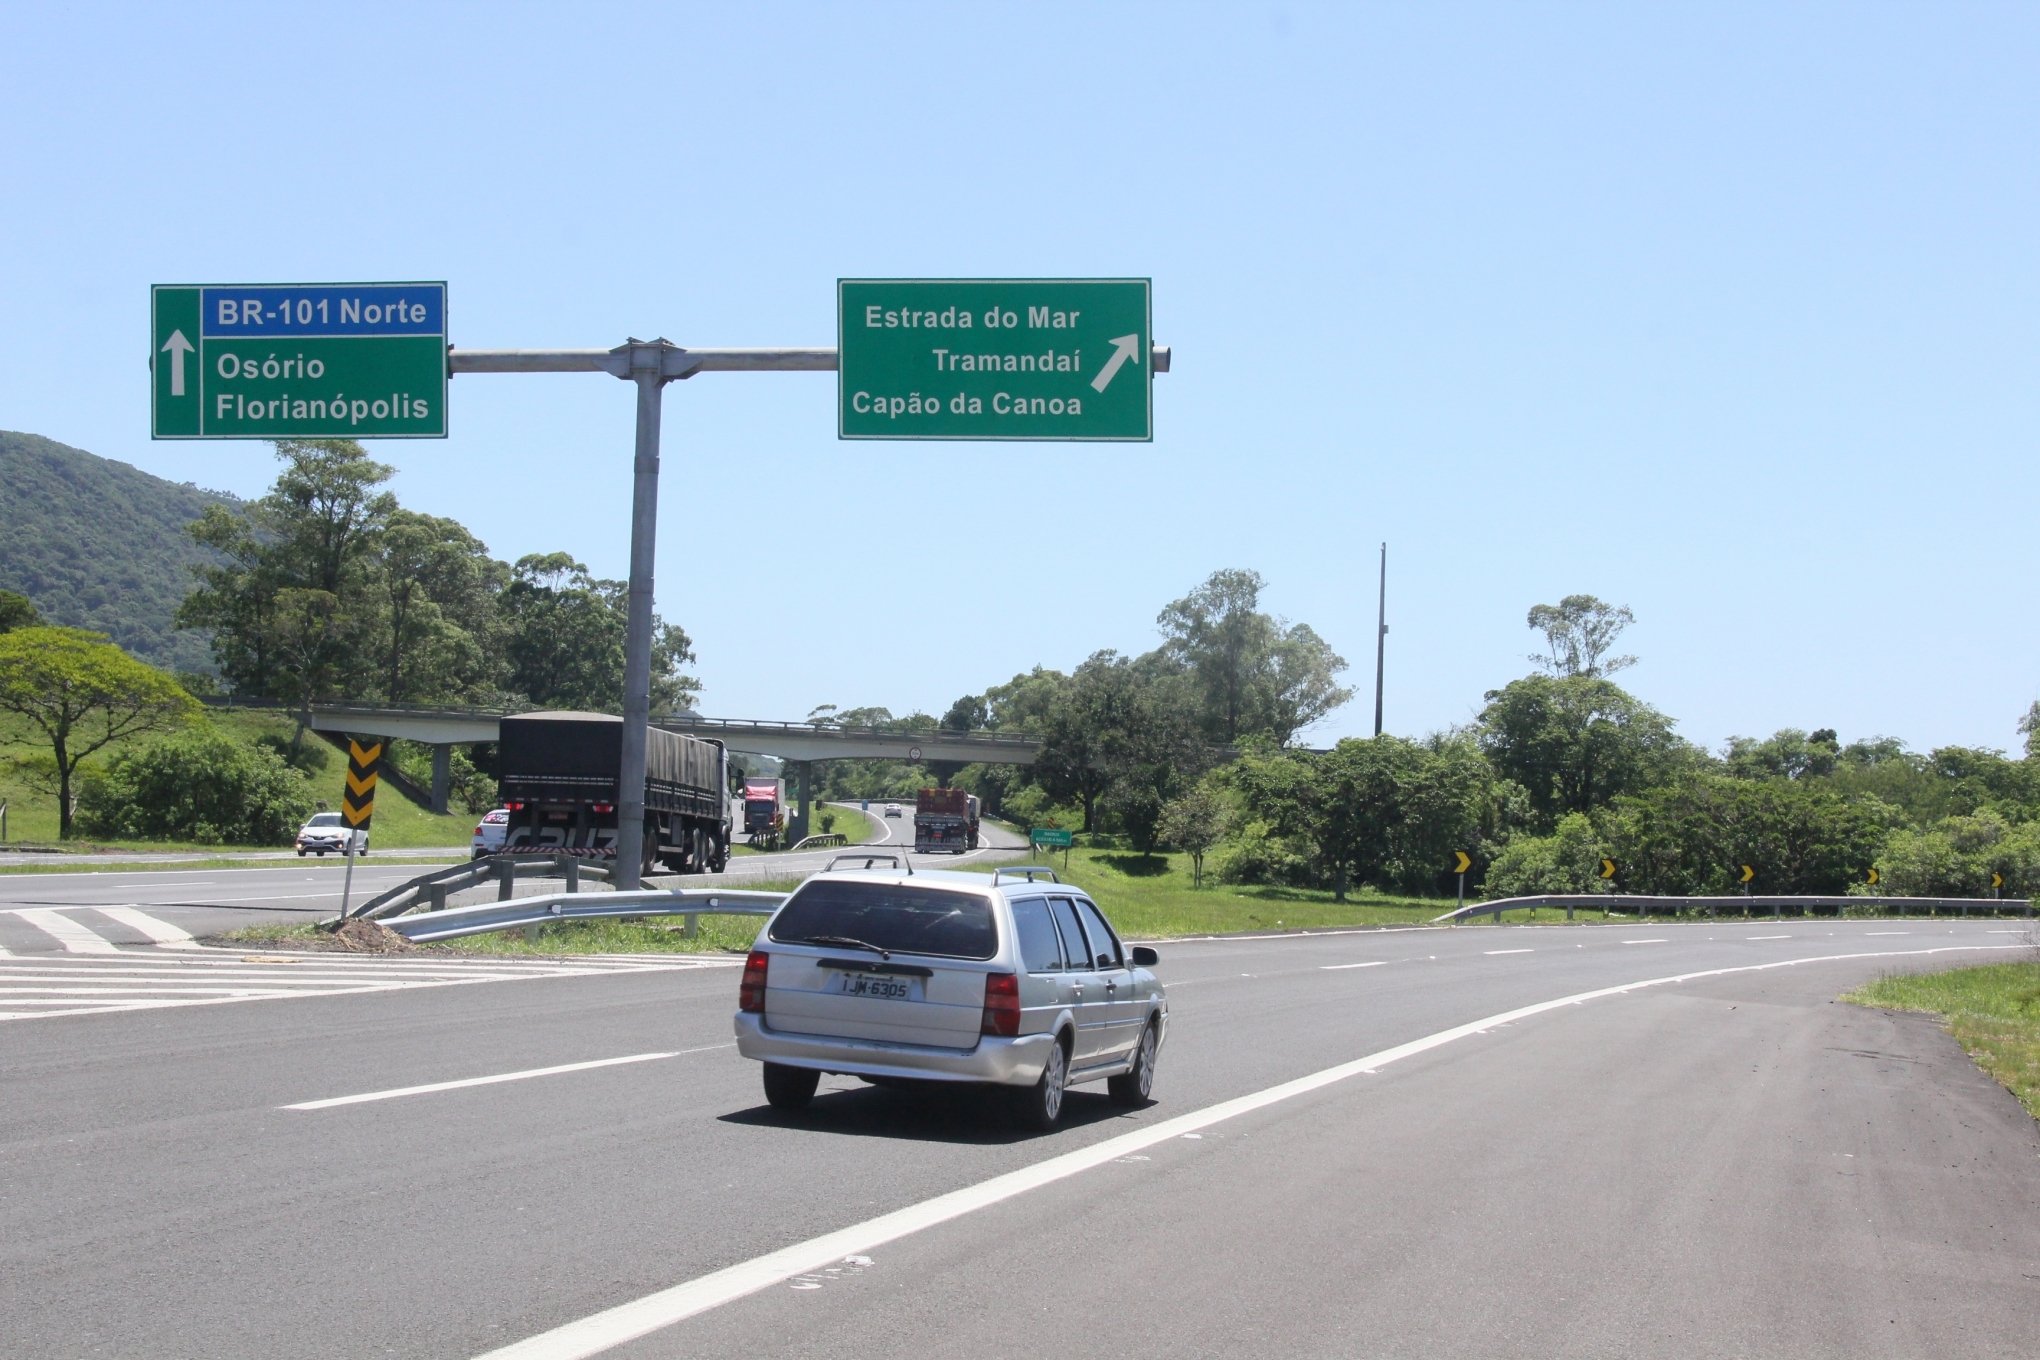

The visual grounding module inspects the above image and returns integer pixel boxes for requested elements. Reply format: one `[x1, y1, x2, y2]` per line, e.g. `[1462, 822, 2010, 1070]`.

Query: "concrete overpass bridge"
[204, 700, 1042, 828]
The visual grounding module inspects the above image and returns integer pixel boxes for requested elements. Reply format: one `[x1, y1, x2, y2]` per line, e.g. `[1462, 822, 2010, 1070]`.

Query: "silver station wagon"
[733, 864, 1166, 1130]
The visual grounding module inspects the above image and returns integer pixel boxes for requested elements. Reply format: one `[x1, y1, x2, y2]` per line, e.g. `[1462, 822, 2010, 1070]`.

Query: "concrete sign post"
[152, 283, 448, 439]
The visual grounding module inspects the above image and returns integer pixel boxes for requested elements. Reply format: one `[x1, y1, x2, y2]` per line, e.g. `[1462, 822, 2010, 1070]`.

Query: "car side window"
[1074, 898, 1124, 969]
[1009, 898, 1065, 973]
[1047, 897, 1091, 971]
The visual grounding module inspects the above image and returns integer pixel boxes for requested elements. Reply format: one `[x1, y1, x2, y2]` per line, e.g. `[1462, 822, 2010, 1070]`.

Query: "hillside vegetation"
[0, 430, 234, 674]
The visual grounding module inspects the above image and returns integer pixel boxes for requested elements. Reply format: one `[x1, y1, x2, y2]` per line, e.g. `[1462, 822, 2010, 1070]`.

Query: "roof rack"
[825, 852, 912, 874]
[989, 866, 1060, 885]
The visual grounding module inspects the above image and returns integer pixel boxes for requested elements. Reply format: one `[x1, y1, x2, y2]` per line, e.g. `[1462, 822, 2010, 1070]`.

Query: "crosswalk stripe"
[96, 906, 203, 948]
[13, 908, 122, 954]
[0, 944, 742, 1023]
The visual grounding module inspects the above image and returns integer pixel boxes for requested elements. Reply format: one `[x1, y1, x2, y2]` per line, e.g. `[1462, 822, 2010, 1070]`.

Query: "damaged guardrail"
[1435, 894, 2034, 924]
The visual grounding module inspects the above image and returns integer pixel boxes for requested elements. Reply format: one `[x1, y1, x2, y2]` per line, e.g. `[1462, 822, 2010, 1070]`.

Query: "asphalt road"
[4, 915, 2036, 1358]
[0, 806, 1030, 954]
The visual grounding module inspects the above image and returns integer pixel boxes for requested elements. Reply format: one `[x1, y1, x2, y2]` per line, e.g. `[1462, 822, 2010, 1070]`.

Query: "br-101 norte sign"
[152, 282, 448, 439]
[839, 279, 1151, 441]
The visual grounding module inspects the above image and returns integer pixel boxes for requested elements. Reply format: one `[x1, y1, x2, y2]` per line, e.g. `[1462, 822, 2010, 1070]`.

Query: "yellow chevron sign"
[1992, 871, 2005, 890]
[1453, 851, 1472, 874]
[1866, 867, 1880, 886]
[1600, 858, 1618, 880]
[1738, 863, 1755, 884]
[342, 738, 384, 831]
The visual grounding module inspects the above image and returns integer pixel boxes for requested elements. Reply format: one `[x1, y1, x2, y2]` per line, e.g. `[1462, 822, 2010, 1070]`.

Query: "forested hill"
[0, 430, 235, 674]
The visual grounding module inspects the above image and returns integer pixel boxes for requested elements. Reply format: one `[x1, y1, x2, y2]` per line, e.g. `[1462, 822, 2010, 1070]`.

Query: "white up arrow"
[160, 330, 195, 397]
[1090, 334, 1141, 393]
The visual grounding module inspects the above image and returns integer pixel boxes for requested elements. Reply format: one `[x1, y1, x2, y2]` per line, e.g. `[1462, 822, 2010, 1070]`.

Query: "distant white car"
[471, 808, 510, 858]
[884, 802, 903, 818]
[295, 811, 367, 856]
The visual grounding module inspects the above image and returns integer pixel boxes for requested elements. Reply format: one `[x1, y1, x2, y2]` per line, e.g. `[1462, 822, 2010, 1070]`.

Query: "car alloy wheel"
[1109, 1020, 1158, 1106]
[1014, 1036, 1068, 1131]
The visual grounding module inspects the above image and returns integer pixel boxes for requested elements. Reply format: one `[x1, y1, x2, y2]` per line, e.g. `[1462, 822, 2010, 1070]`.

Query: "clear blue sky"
[4, 2, 2033, 756]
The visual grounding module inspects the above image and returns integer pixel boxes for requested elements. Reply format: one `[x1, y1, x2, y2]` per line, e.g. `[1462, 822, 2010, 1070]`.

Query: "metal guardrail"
[375, 887, 788, 943]
[1435, 893, 2035, 924]
[789, 833, 848, 851]
[342, 854, 618, 921]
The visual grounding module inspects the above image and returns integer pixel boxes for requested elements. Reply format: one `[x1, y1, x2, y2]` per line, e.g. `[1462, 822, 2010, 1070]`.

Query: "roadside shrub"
[76, 725, 314, 844]
[1212, 818, 1311, 886]
[256, 731, 330, 776]
[1482, 813, 1611, 898]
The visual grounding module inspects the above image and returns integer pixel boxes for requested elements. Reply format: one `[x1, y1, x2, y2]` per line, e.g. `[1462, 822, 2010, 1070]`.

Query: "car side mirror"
[1131, 945, 1159, 967]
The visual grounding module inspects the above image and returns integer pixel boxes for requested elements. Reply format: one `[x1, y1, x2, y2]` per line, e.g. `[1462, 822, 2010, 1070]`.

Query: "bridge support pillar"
[430, 743, 451, 814]
[787, 760, 813, 844]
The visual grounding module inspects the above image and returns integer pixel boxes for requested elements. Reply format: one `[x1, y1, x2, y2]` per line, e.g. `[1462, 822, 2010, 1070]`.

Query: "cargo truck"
[498, 712, 729, 874]
[913, 787, 980, 853]
[741, 777, 786, 850]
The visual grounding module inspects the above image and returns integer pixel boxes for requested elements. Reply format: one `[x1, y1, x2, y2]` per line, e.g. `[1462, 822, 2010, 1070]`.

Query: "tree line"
[3, 439, 2036, 897]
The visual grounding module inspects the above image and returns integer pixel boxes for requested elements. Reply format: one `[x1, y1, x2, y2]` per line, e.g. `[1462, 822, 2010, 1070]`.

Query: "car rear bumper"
[733, 1013, 1055, 1087]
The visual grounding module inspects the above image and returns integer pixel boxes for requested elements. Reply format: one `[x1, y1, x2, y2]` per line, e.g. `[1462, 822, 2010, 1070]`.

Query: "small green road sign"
[838, 278, 1152, 441]
[1031, 828, 1075, 848]
[152, 283, 448, 439]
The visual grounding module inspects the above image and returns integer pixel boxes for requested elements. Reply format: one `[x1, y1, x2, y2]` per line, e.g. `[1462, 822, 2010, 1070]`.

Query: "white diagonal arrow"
[160, 329, 195, 397]
[1090, 333, 1142, 393]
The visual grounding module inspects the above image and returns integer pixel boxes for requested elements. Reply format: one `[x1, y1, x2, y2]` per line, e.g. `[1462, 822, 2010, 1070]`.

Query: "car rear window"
[769, 880, 997, 960]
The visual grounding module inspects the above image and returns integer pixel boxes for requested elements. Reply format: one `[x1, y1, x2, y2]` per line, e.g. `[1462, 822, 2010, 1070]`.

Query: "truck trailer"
[497, 712, 728, 874]
[913, 787, 980, 853]
[741, 777, 786, 849]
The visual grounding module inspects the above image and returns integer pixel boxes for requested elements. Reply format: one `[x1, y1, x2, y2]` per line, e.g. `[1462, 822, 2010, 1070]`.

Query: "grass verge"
[1844, 955, 2040, 1119]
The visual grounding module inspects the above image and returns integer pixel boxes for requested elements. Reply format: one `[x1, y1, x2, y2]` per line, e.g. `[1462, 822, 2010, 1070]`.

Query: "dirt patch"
[329, 919, 417, 954]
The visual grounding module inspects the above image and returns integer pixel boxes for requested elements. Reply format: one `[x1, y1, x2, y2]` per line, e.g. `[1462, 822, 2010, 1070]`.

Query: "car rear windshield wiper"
[788, 934, 891, 959]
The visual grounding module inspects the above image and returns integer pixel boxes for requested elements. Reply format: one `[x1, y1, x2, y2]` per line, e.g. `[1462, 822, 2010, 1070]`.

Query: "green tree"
[374, 508, 506, 703]
[0, 590, 42, 633]
[0, 628, 200, 837]
[1526, 594, 1637, 678]
[178, 439, 395, 700]
[1477, 674, 1690, 829]
[1159, 784, 1232, 887]
[1155, 568, 1351, 744]
[497, 553, 699, 713]
[76, 725, 313, 844]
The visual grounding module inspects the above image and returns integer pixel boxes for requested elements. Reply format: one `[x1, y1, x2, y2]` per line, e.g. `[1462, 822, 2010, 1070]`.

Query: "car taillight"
[980, 972, 1020, 1037]
[472, 824, 484, 835]
[739, 950, 769, 1014]
[593, 801, 615, 814]
[506, 800, 524, 812]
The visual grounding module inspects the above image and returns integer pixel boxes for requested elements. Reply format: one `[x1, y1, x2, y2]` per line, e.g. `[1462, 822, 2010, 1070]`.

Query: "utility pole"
[1373, 542, 1388, 737]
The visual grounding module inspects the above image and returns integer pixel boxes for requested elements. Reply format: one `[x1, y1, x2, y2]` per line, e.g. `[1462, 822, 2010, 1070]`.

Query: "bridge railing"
[1435, 893, 2034, 924]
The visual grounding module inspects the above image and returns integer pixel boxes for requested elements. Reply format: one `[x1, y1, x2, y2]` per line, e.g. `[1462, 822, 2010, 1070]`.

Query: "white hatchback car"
[734, 865, 1165, 1129]
[294, 811, 367, 856]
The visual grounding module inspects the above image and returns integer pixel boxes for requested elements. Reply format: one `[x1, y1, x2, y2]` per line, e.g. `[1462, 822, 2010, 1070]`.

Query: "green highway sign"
[1031, 828, 1075, 848]
[838, 278, 1152, 441]
[152, 282, 448, 439]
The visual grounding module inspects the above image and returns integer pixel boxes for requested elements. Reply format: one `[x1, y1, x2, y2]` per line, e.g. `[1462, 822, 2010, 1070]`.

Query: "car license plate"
[838, 972, 913, 1000]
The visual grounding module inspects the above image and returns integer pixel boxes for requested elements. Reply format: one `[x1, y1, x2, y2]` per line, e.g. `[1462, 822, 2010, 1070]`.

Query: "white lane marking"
[1319, 962, 1388, 971]
[1865, 931, 1910, 936]
[284, 1048, 730, 1110]
[96, 906, 202, 949]
[1747, 935, 1791, 941]
[12, 908, 120, 953]
[1484, 949, 1534, 956]
[468, 940, 2024, 1360]
[1622, 938, 1668, 945]
[1987, 930, 2023, 934]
